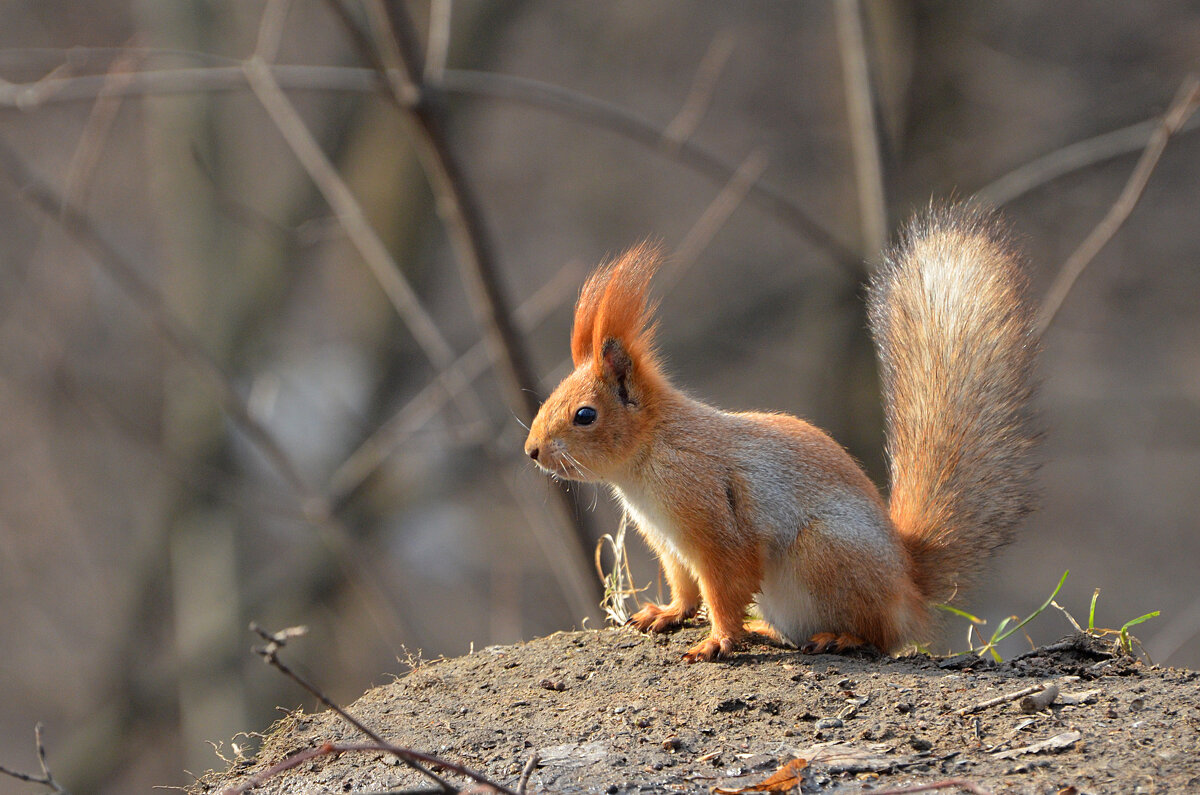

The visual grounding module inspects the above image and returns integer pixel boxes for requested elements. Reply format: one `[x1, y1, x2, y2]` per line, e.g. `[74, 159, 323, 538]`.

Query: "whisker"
[562, 451, 595, 482]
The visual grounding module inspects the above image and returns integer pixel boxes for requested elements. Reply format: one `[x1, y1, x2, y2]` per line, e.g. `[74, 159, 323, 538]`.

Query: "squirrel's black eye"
[573, 406, 597, 426]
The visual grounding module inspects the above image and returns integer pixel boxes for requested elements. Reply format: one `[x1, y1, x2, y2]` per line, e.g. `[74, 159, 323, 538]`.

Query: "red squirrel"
[524, 206, 1039, 662]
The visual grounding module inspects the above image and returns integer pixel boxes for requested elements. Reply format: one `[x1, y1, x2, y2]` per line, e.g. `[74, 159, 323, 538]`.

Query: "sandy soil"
[194, 627, 1200, 794]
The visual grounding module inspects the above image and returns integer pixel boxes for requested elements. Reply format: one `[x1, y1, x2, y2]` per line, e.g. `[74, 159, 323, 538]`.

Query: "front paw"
[683, 633, 738, 662]
[627, 602, 694, 633]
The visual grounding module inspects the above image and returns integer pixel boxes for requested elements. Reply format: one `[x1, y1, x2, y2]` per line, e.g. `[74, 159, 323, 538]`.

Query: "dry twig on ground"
[245, 622, 524, 795]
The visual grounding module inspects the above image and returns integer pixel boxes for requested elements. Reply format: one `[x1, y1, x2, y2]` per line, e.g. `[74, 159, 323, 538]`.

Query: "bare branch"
[220, 740, 518, 795]
[0, 131, 414, 647]
[358, 0, 546, 423]
[248, 623, 460, 793]
[425, 0, 453, 82]
[1037, 75, 1200, 334]
[317, 0, 602, 602]
[254, 0, 293, 63]
[241, 52, 472, 398]
[834, 0, 888, 258]
[0, 61, 857, 264]
[976, 113, 1200, 208]
[956, 683, 1046, 716]
[61, 47, 139, 207]
[663, 30, 736, 148]
[662, 149, 768, 290]
[516, 753, 539, 794]
[0, 724, 71, 794]
[332, 139, 768, 508]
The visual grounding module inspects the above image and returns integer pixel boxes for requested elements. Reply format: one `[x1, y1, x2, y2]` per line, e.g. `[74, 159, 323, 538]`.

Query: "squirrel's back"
[869, 206, 1040, 605]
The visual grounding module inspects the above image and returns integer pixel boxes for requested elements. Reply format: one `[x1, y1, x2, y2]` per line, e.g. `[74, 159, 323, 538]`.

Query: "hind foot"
[800, 632, 868, 654]
[743, 619, 789, 646]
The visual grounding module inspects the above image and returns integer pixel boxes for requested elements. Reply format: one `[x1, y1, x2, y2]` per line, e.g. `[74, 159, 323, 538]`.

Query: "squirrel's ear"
[600, 337, 637, 407]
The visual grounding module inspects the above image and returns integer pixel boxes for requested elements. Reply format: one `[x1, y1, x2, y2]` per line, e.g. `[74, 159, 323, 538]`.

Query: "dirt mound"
[195, 627, 1200, 794]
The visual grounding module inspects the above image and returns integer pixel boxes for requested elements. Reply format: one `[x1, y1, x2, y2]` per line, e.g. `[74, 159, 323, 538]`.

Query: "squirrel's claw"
[683, 634, 737, 662]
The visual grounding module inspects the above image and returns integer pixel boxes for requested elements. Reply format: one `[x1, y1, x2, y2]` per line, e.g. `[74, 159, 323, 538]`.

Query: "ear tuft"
[569, 241, 662, 369]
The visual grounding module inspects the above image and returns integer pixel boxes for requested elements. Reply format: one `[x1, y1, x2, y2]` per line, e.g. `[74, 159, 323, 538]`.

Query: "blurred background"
[0, 1, 1197, 791]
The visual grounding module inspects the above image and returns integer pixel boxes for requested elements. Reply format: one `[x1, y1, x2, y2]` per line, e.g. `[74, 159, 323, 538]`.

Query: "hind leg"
[743, 619, 791, 647]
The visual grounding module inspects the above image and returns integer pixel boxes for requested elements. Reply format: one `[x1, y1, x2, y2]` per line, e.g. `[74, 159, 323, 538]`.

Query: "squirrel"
[524, 205, 1040, 662]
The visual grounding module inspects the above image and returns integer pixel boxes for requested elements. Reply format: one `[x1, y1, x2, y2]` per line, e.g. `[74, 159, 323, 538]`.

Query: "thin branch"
[248, 624, 454, 792]
[318, 0, 602, 599]
[956, 683, 1046, 716]
[977, 112, 1200, 208]
[0, 130, 414, 647]
[425, 0, 453, 82]
[0, 133, 308, 497]
[834, 0, 887, 258]
[0, 724, 71, 794]
[516, 753, 538, 794]
[662, 30, 735, 148]
[241, 53, 471, 398]
[1037, 75, 1200, 334]
[61, 47, 139, 209]
[18, 56, 1200, 268]
[327, 260, 585, 502]
[0, 61, 857, 264]
[330, 146, 769, 503]
[434, 69, 858, 267]
[241, 48, 491, 478]
[254, 0, 293, 63]
[360, 0, 545, 423]
[221, 741, 516, 795]
[662, 149, 768, 290]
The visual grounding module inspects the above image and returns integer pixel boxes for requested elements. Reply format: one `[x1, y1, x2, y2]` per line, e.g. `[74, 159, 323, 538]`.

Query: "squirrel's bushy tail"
[868, 205, 1040, 605]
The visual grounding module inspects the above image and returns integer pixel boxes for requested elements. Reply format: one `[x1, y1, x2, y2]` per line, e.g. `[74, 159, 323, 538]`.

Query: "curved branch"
[1037, 76, 1200, 334]
[977, 111, 1200, 208]
[0, 61, 857, 264]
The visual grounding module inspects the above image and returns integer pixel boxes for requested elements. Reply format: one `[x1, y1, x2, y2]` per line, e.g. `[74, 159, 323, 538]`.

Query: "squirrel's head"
[524, 243, 665, 482]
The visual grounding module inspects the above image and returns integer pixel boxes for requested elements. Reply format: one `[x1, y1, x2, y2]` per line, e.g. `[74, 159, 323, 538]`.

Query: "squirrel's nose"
[526, 445, 540, 461]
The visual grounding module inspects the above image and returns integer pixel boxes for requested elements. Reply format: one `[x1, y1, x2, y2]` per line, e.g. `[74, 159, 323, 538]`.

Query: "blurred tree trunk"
[135, 1, 251, 776]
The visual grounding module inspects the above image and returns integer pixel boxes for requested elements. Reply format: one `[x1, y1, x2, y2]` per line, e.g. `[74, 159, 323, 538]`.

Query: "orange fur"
[525, 205, 1039, 662]
[570, 242, 661, 370]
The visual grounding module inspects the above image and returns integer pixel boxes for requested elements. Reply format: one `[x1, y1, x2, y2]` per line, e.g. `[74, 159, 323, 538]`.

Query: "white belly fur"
[613, 484, 689, 566]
